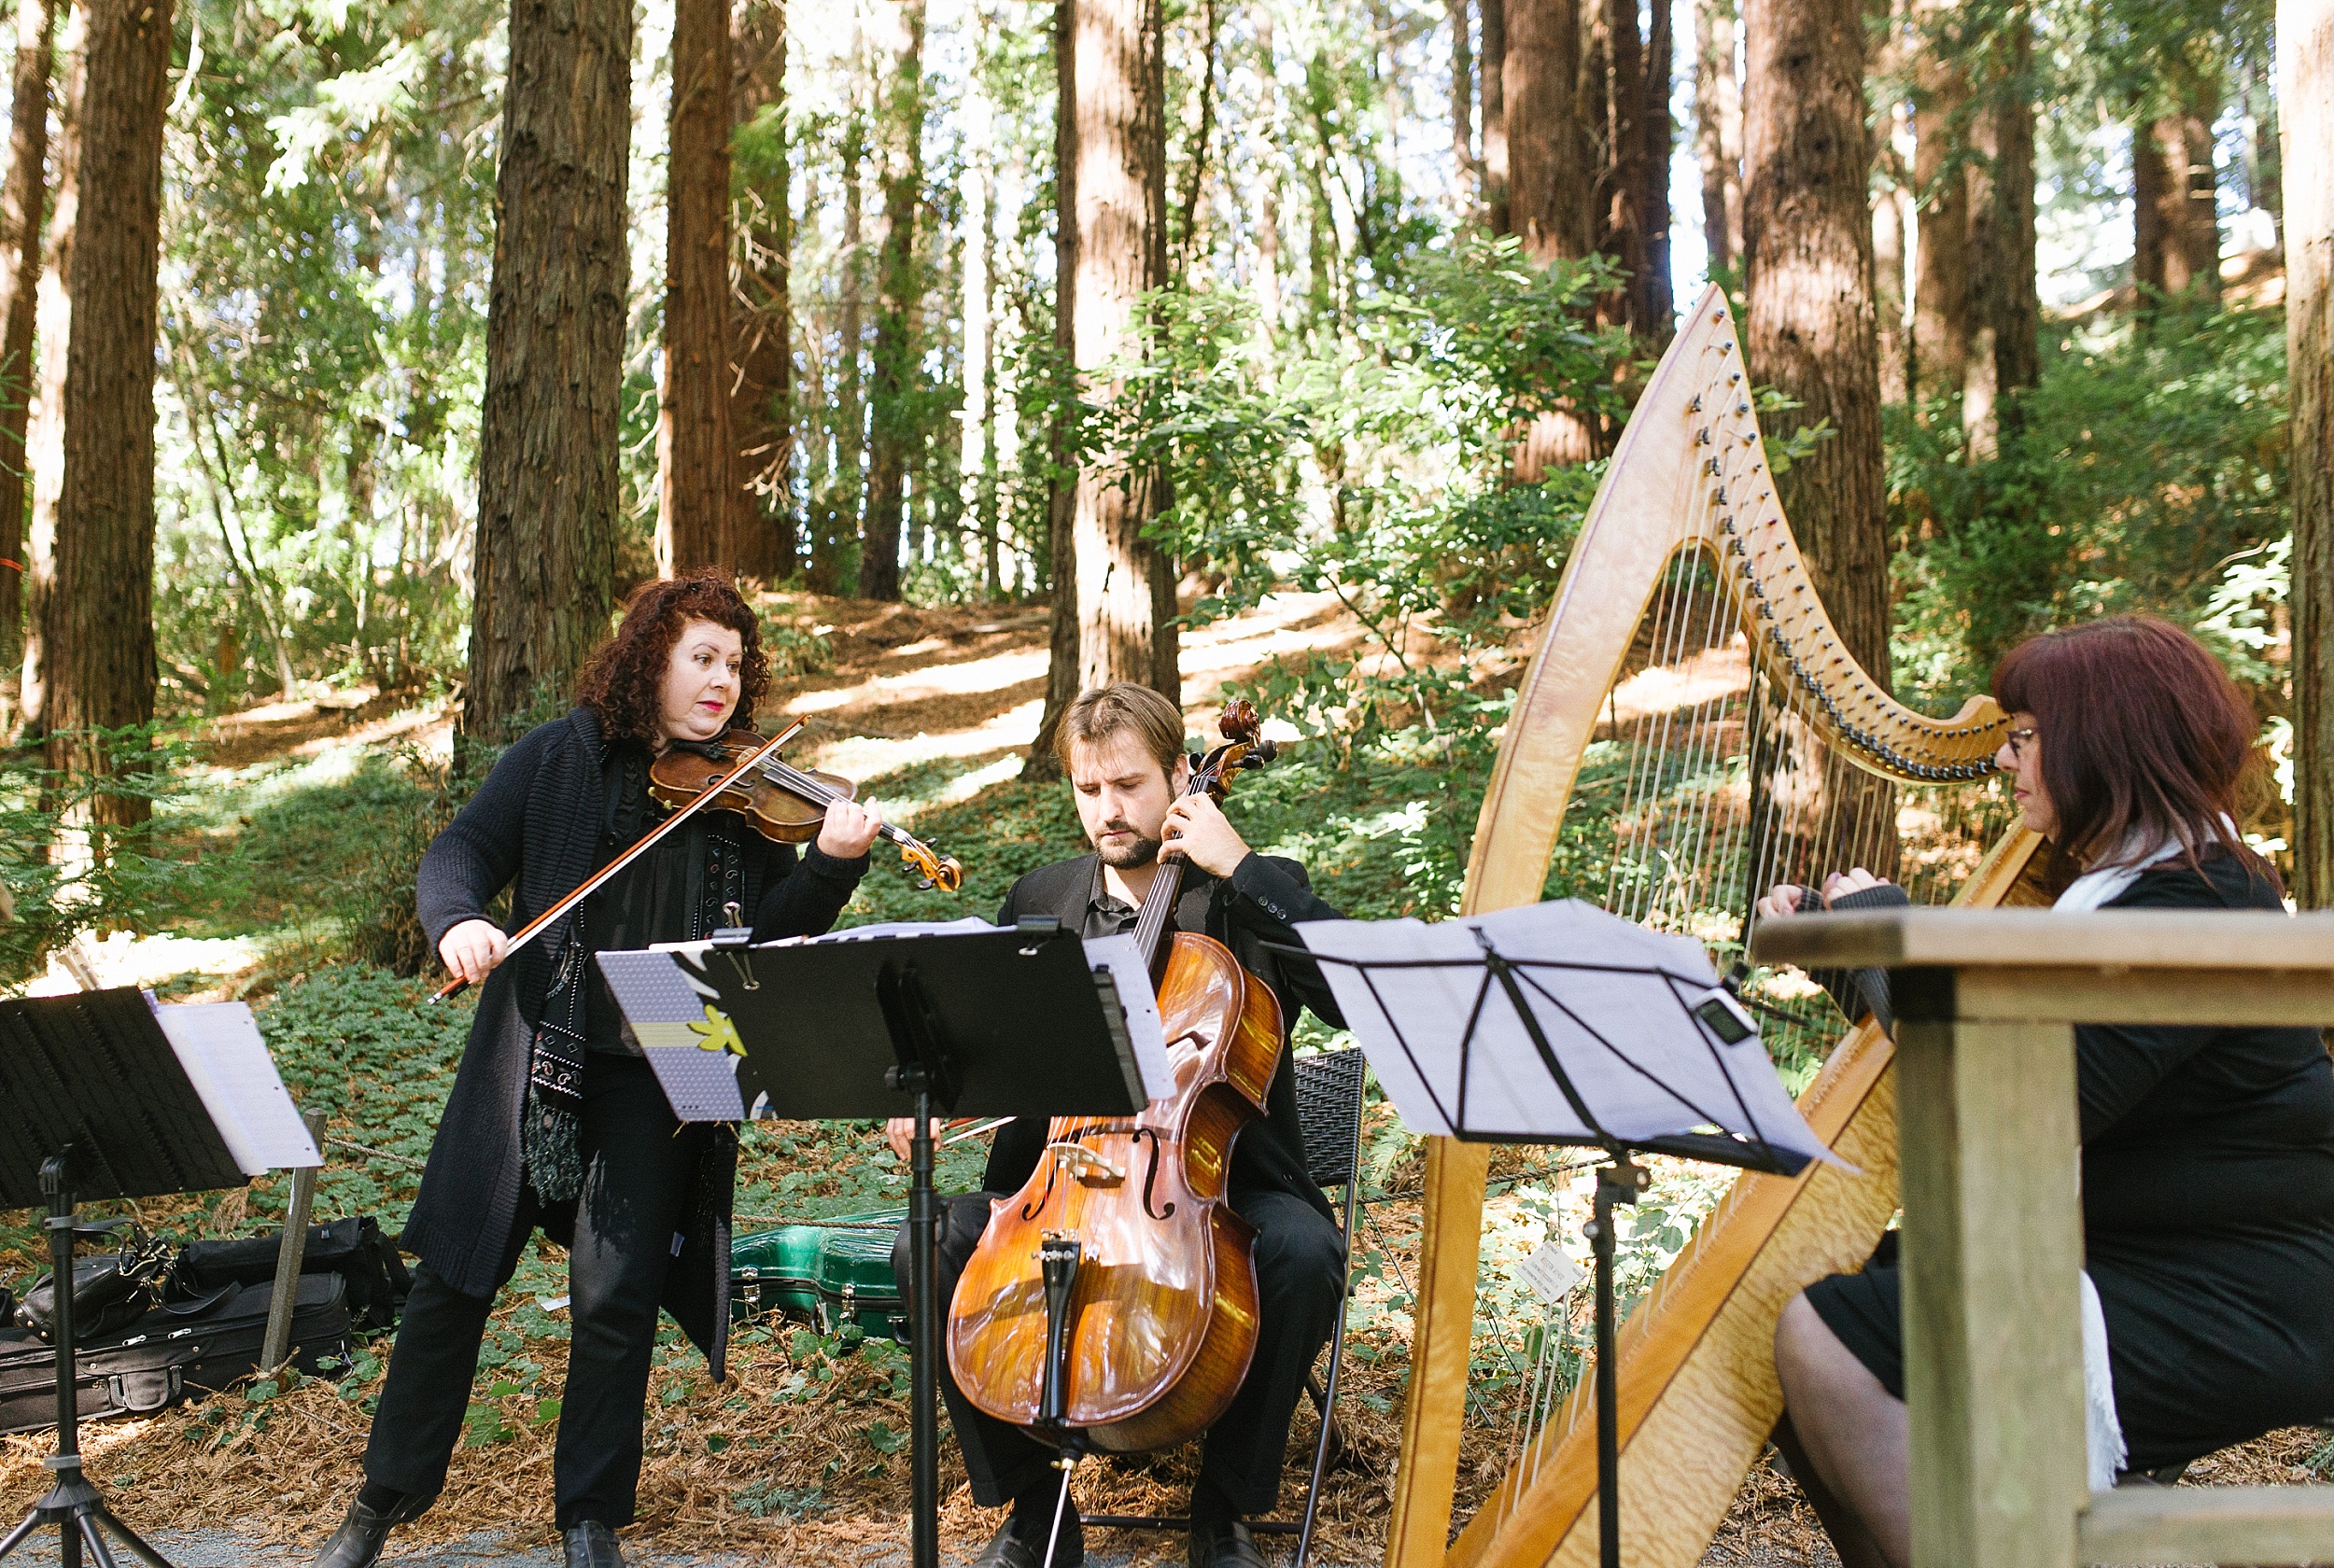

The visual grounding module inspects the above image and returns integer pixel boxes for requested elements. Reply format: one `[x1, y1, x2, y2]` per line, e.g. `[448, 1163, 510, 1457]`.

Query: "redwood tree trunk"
[1450, 0, 1475, 204]
[1742, 0, 1895, 872]
[1029, 0, 1082, 779]
[658, 0, 735, 574]
[1911, 8, 1969, 403]
[2284, 0, 2333, 907]
[861, 0, 925, 604]
[1964, 15, 2037, 455]
[0, 0, 56, 701]
[1503, 0, 1586, 263]
[1481, 0, 1506, 231]
[731, 0, 791, 581]
[20, 4, 80, 738]
[1694, 0, 1743, 275]
[1068, 0, 1174, 697]
[465, 0, 630, 743]
[42, 0, 172, 826]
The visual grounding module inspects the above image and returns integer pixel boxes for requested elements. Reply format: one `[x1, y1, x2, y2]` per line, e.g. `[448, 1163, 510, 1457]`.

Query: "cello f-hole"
[1133, 1127, 1176, 1221]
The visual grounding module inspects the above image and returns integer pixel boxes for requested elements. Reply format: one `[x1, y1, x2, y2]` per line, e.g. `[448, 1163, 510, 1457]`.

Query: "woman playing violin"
[314, 572, 882, 1568]
[1757, 615, 2334, 1568]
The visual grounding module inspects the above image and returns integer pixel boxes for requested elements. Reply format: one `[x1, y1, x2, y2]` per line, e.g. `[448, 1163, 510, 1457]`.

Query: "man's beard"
[1094, 821, 1164, 869]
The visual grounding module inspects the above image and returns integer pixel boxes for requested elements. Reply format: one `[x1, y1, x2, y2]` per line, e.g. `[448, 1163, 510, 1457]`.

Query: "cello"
[946, 701, 1283, 1453]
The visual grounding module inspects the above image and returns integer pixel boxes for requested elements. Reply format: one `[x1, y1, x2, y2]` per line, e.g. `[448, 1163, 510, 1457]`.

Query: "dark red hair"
[575, 572, 770, 748]
[1991, 614, 2267, 883]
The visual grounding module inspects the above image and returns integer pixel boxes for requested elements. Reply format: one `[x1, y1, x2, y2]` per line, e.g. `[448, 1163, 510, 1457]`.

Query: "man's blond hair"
[1057, 683, 1187, 774]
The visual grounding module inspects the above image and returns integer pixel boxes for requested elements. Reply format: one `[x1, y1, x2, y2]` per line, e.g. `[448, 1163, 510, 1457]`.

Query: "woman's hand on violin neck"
[1160, 793, 1250, 877]
[885, 1116, 944, 1164]
[817, 795, 882, 860]
[439, 918, 509, 986]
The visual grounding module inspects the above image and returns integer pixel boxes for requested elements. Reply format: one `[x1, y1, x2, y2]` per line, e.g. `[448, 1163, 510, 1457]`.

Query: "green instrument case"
[730, 1208, 907, 1342]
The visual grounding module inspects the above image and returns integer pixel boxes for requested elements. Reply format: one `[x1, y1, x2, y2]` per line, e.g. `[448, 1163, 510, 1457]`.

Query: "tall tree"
[465, 0, 630, 742]
[1694, 0, 1743, 274]
[1604, 0, 1672, 341]
[660, 0, 737, 575]
[731, 0, 793, 581]
[19, 3, 79, 738]
[1962, 11, 2037, 455]
[1742, 0, 1890, 683]
[1450, 0, 1475, 205]
[42, 0, 173, 825]
[2285, 0, 2334, 907]
[2132, 61, 2220, 304]
[1911, 0, 1970, 402]
[1068, 0, 1174, 696]
[961, 4, 1001, 598]
[0, 0, 56, 709]
[1504, 0, 1593, 472]
[861, 0, 926, 603]
[1481, 0, 1506, 231]
[1029, 0, 1082, 778]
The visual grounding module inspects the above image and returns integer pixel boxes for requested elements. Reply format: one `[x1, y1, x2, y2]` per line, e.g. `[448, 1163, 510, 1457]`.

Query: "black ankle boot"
[311, 1490, 430, 1568]
[563, 1519, 626, 1567]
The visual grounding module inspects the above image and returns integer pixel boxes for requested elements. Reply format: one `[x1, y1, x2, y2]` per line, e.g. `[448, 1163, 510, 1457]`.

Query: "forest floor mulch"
[6, 587, 2331, 1564]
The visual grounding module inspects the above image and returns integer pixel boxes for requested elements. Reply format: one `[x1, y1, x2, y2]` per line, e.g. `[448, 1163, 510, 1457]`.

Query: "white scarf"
[2053, 819, 2229, 1489]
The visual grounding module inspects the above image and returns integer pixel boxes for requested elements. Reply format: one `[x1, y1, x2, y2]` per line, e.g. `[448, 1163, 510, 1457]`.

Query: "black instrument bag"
[0, 1273, 354, 1435]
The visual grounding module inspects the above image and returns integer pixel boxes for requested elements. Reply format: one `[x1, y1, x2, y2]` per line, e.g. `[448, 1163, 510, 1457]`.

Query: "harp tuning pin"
[1688, 393, 1705, 413]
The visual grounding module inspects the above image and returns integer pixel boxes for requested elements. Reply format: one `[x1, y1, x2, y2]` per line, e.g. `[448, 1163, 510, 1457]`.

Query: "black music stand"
[0, 989, 248, 1568]
[1281, 906, 1825, 1568]
[606, 922, 1150, 1568]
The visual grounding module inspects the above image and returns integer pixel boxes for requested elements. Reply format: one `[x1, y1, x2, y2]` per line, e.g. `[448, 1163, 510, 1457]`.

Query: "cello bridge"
[1042, 1140, 1127, 1184]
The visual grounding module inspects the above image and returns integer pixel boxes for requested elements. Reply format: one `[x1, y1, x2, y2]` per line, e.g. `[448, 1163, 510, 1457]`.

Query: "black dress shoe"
[970, 1515, 1087, 1568]
[564, 1520, 627, 1568]
[311, 1491, 429, 1568]
[1189, 1518, 1267, 1568]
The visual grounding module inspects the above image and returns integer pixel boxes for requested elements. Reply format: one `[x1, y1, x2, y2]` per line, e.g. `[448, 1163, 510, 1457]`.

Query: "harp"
[1382, 287, 2048, 1568]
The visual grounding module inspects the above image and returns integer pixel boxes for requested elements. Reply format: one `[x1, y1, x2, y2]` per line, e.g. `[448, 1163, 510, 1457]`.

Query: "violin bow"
[429, 719, 807, 1004]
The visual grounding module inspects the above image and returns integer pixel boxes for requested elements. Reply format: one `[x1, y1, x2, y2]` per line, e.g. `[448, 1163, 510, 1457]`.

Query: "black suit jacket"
[982, 851, 1346, 1219]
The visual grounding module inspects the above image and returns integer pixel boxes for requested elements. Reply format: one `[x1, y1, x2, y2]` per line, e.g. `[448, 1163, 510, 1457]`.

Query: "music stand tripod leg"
[0, 1158, 181, 1568]
[900, 1075, 943, 1568]
[1585, 1155, 1646, 1568]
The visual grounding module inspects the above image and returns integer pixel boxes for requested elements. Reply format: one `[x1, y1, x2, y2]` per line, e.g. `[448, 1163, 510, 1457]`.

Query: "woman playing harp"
[1760, 616, 2334, 1568]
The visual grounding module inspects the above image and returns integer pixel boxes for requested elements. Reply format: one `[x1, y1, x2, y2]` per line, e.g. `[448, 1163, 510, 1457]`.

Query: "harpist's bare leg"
[1774, 1295, 1909, 1568]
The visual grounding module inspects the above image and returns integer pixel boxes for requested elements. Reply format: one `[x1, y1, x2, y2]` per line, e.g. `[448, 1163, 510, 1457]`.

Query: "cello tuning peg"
[1253, 738, 1278, 763]
[916, 877, 935, 891]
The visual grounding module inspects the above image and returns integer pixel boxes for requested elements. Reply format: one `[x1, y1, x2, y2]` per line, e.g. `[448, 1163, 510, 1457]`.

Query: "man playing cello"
[888, 682, 1349, 1568]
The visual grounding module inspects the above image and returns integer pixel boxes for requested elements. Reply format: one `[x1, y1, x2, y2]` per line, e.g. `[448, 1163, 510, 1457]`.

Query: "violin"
[947, 701, 1280, 1454]
[647, 726, 963, 893]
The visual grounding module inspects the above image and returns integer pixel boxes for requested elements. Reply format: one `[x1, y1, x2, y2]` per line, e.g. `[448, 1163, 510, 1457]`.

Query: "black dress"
[1803, 852, 2334, 1471]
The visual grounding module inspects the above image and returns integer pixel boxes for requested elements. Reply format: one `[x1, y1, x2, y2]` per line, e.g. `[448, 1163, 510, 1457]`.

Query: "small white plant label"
[1515, 1239, 1585, 1305]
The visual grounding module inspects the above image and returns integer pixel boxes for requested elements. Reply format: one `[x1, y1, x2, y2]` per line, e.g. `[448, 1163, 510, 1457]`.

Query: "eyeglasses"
[2003, 726, 2038, 761]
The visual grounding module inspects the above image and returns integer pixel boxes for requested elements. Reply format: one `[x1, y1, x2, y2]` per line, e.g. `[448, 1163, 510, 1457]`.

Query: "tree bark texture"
[466, 0, 630, 744]
[1450, 0, 1474, 203]
[2133, 93, 2219, 303]
[861, 0, 925, 603]
[20, 3, 79, 738]
[1639, 0, 1672, 339]
[1963, 16, 2036, 455]
[1028, 0, 1082, 780]
[1874, 132, 1910, 402]
[42, 0, 172, 825]
[1910, 6, 1968, 402]
[1694, 0, 1743, 275]
[1602, 0, 1669, 342]
[1502, 0, 1586, 263]
[0, 0, 55, 695]
[730, 0, 792, 581]
[2283, 0, 2334, 906]
[1742, 0, 1889, 681]
[813, 109, 865, 595]
[1481, 0, 1506, 232]
[659, 0, 736, 575]
[1069, 0, 1174, 698]
[1744, 0, 1896, 878]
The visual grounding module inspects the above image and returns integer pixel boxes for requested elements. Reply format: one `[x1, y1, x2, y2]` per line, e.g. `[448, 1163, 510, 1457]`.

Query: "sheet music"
[152, 1002, 321, 1175]
[1081, 933, 1172, 1100]
[1294, 900, 1838, 1169]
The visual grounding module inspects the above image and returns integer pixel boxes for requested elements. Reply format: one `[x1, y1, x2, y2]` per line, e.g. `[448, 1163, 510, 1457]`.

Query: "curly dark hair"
[575, 572, 770, 748]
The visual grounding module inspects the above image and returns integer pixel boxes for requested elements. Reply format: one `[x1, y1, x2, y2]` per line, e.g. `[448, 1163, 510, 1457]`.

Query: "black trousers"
[363, 1057, 702, 1530]
[897, 1187, 1346, 1515]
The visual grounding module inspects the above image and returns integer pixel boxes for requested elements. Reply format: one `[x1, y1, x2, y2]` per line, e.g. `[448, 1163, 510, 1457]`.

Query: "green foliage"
[0, 727, 206, 984]
[1889, 301, 2288, 711]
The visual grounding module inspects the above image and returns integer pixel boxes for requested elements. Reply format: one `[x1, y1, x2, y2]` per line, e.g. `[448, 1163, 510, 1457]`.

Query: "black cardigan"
[980, 851, 1346, 1221]
[406, 707, 867, 1368]
[1818, 854, 2334, 1237]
